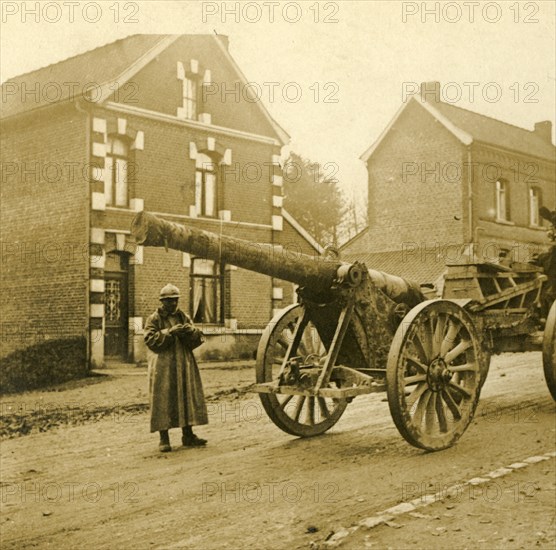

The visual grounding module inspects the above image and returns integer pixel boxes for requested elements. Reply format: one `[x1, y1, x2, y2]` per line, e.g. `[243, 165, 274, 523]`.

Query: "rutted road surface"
[1, 352, 554, 549]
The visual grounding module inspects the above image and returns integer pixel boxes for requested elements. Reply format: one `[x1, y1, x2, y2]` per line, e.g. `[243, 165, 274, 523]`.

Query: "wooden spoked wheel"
[386, 300, 484, 451]
[256, 304, 348, 437]
[542, 300, 556, 401]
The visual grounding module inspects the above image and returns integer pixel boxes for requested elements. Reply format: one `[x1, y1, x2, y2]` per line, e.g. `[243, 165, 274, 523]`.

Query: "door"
[104, 252, 129, 359]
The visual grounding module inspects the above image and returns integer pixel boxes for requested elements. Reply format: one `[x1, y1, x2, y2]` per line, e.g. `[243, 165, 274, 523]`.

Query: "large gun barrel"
[131, 211, 424, 305]
[132, 211, 348, 293]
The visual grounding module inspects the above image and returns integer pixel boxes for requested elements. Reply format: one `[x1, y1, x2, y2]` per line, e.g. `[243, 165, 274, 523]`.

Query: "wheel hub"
[427, 357, 452, 391]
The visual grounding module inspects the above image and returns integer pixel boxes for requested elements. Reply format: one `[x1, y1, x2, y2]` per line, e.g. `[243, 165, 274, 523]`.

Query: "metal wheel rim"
[387, 300, 483, 451]
[542, 300, 556, 401]
[256, 304, 348, 437]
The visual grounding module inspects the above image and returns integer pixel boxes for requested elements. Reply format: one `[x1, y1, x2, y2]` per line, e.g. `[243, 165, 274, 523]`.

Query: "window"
[190, 258, 223, 324]
[182, 76, 198, 120]
[105, 136, 129, 207]
[195, 153, 217, 217]
[529, 187, 542, 226]
[495, 179, 510, 221]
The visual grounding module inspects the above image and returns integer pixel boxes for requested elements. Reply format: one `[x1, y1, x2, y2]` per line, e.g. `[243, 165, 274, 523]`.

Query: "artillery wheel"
[256, 304, 348, 437]
[542, 300, 556, 401]
[386, 300, 484, 451]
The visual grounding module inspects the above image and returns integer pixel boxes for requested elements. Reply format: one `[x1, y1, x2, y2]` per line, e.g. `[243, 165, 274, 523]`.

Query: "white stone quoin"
[115, 233, 127, 251]
[130, 198, 144, 212]
[176, 61, 185, 80]
[272, 215, 283, 231]
[90, 227, 105, 244]
[133, 131, 144, 151]
[90, 279, 105, 293]
[131, 246, 143, 265]
[90, 249, 105, 269]
[90, 304, 105, 318]
[272, 174, 283, 187]
[92, 117, 107, 135]
[219, 210, 231, 222]
[222, 148, 232, 166]
[90, 329, 104, 365]
[272, 195, 283, 208]
[129, 317, 143, 334]
[91, 192, 106, 211]
[198, 113, 212, 124]
[117, 118, 127, 135]
[189, 142, 198, 160]
[92, 142, 106, 158]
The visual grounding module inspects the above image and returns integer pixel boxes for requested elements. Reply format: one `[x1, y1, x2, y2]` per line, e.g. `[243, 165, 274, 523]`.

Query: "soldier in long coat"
[144, 284, 208, 452]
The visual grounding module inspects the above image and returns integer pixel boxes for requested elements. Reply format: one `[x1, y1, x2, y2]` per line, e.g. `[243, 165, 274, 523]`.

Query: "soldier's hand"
[169, 324, 185, 335]
[182, 323, 196, 334]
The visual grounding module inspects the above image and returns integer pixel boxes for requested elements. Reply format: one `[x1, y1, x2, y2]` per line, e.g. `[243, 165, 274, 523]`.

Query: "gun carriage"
[131, 210, 555, 451]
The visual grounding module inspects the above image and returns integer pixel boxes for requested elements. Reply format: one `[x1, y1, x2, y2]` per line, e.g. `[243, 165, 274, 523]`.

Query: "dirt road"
[1, 352, 555, 549]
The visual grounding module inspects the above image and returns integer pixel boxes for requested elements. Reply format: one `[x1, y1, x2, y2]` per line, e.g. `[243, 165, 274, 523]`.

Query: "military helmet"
[159, 283, 180, 300]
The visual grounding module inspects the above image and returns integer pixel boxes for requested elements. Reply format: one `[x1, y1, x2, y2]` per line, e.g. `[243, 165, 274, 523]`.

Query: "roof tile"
[433, 101, 555, 161]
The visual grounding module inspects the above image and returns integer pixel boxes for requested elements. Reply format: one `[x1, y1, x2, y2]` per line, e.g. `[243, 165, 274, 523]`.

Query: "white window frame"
[529, 187, 541, 226]
[195, 153, 217, 217]
[190, 258, 224, 324]
[105, 136, 129, 208]
[495, 179, 510, 221]
[182, 75, 198, 120]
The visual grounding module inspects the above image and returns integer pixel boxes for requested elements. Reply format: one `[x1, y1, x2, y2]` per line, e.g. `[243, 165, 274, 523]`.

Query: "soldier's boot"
[182, 426, 207, 447]
[159, 430, 171, 452]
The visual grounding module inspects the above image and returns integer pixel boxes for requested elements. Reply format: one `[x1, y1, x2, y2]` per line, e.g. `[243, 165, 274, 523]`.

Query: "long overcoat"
[144, 308, 208, 432]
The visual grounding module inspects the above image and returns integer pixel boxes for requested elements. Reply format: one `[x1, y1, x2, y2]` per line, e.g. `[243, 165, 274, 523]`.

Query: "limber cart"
[131, 211, 556, 451]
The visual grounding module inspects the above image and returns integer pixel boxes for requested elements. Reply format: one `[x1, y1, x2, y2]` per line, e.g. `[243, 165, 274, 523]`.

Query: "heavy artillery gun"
[131, 211, 555, 451]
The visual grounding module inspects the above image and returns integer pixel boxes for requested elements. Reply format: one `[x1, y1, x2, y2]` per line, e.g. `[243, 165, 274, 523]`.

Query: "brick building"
[342, 81, 556, 292]
[0, 34, 321, 366]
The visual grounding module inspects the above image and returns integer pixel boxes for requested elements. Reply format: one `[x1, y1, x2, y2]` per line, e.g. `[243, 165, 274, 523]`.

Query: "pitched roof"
[1, 34, 173, 119]
[361, 96, 555, 162]
[282, 209, 323, 253]
[0, 34, 290, 143]
[341, 249, 447, 287]
[433, 100, 556, 161]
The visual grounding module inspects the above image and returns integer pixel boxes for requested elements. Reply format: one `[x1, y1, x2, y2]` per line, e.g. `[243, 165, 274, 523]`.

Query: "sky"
[1, 0, 555, 210]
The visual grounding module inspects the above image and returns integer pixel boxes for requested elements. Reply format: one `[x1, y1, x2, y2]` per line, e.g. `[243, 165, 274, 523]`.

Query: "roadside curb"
[323, 450, 556, 547]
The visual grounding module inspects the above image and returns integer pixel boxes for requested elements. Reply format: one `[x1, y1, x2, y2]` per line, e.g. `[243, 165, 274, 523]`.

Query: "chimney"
[534, 121, 553, 143]
[420, 81, 441, 103]
[215, 33, 229, 50]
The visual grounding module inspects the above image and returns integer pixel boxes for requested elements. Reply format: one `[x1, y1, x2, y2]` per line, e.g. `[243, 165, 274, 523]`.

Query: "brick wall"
[471, 144, 555, 261]
[113, 35, 277, 139]
[93, 107, 277, 226]
[0, 106, 89, 357]
[88, 95, 309, 338]
[343, 101, 465, 261]
[344, 98, 555, 268]
[362, 100, 465, 254]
